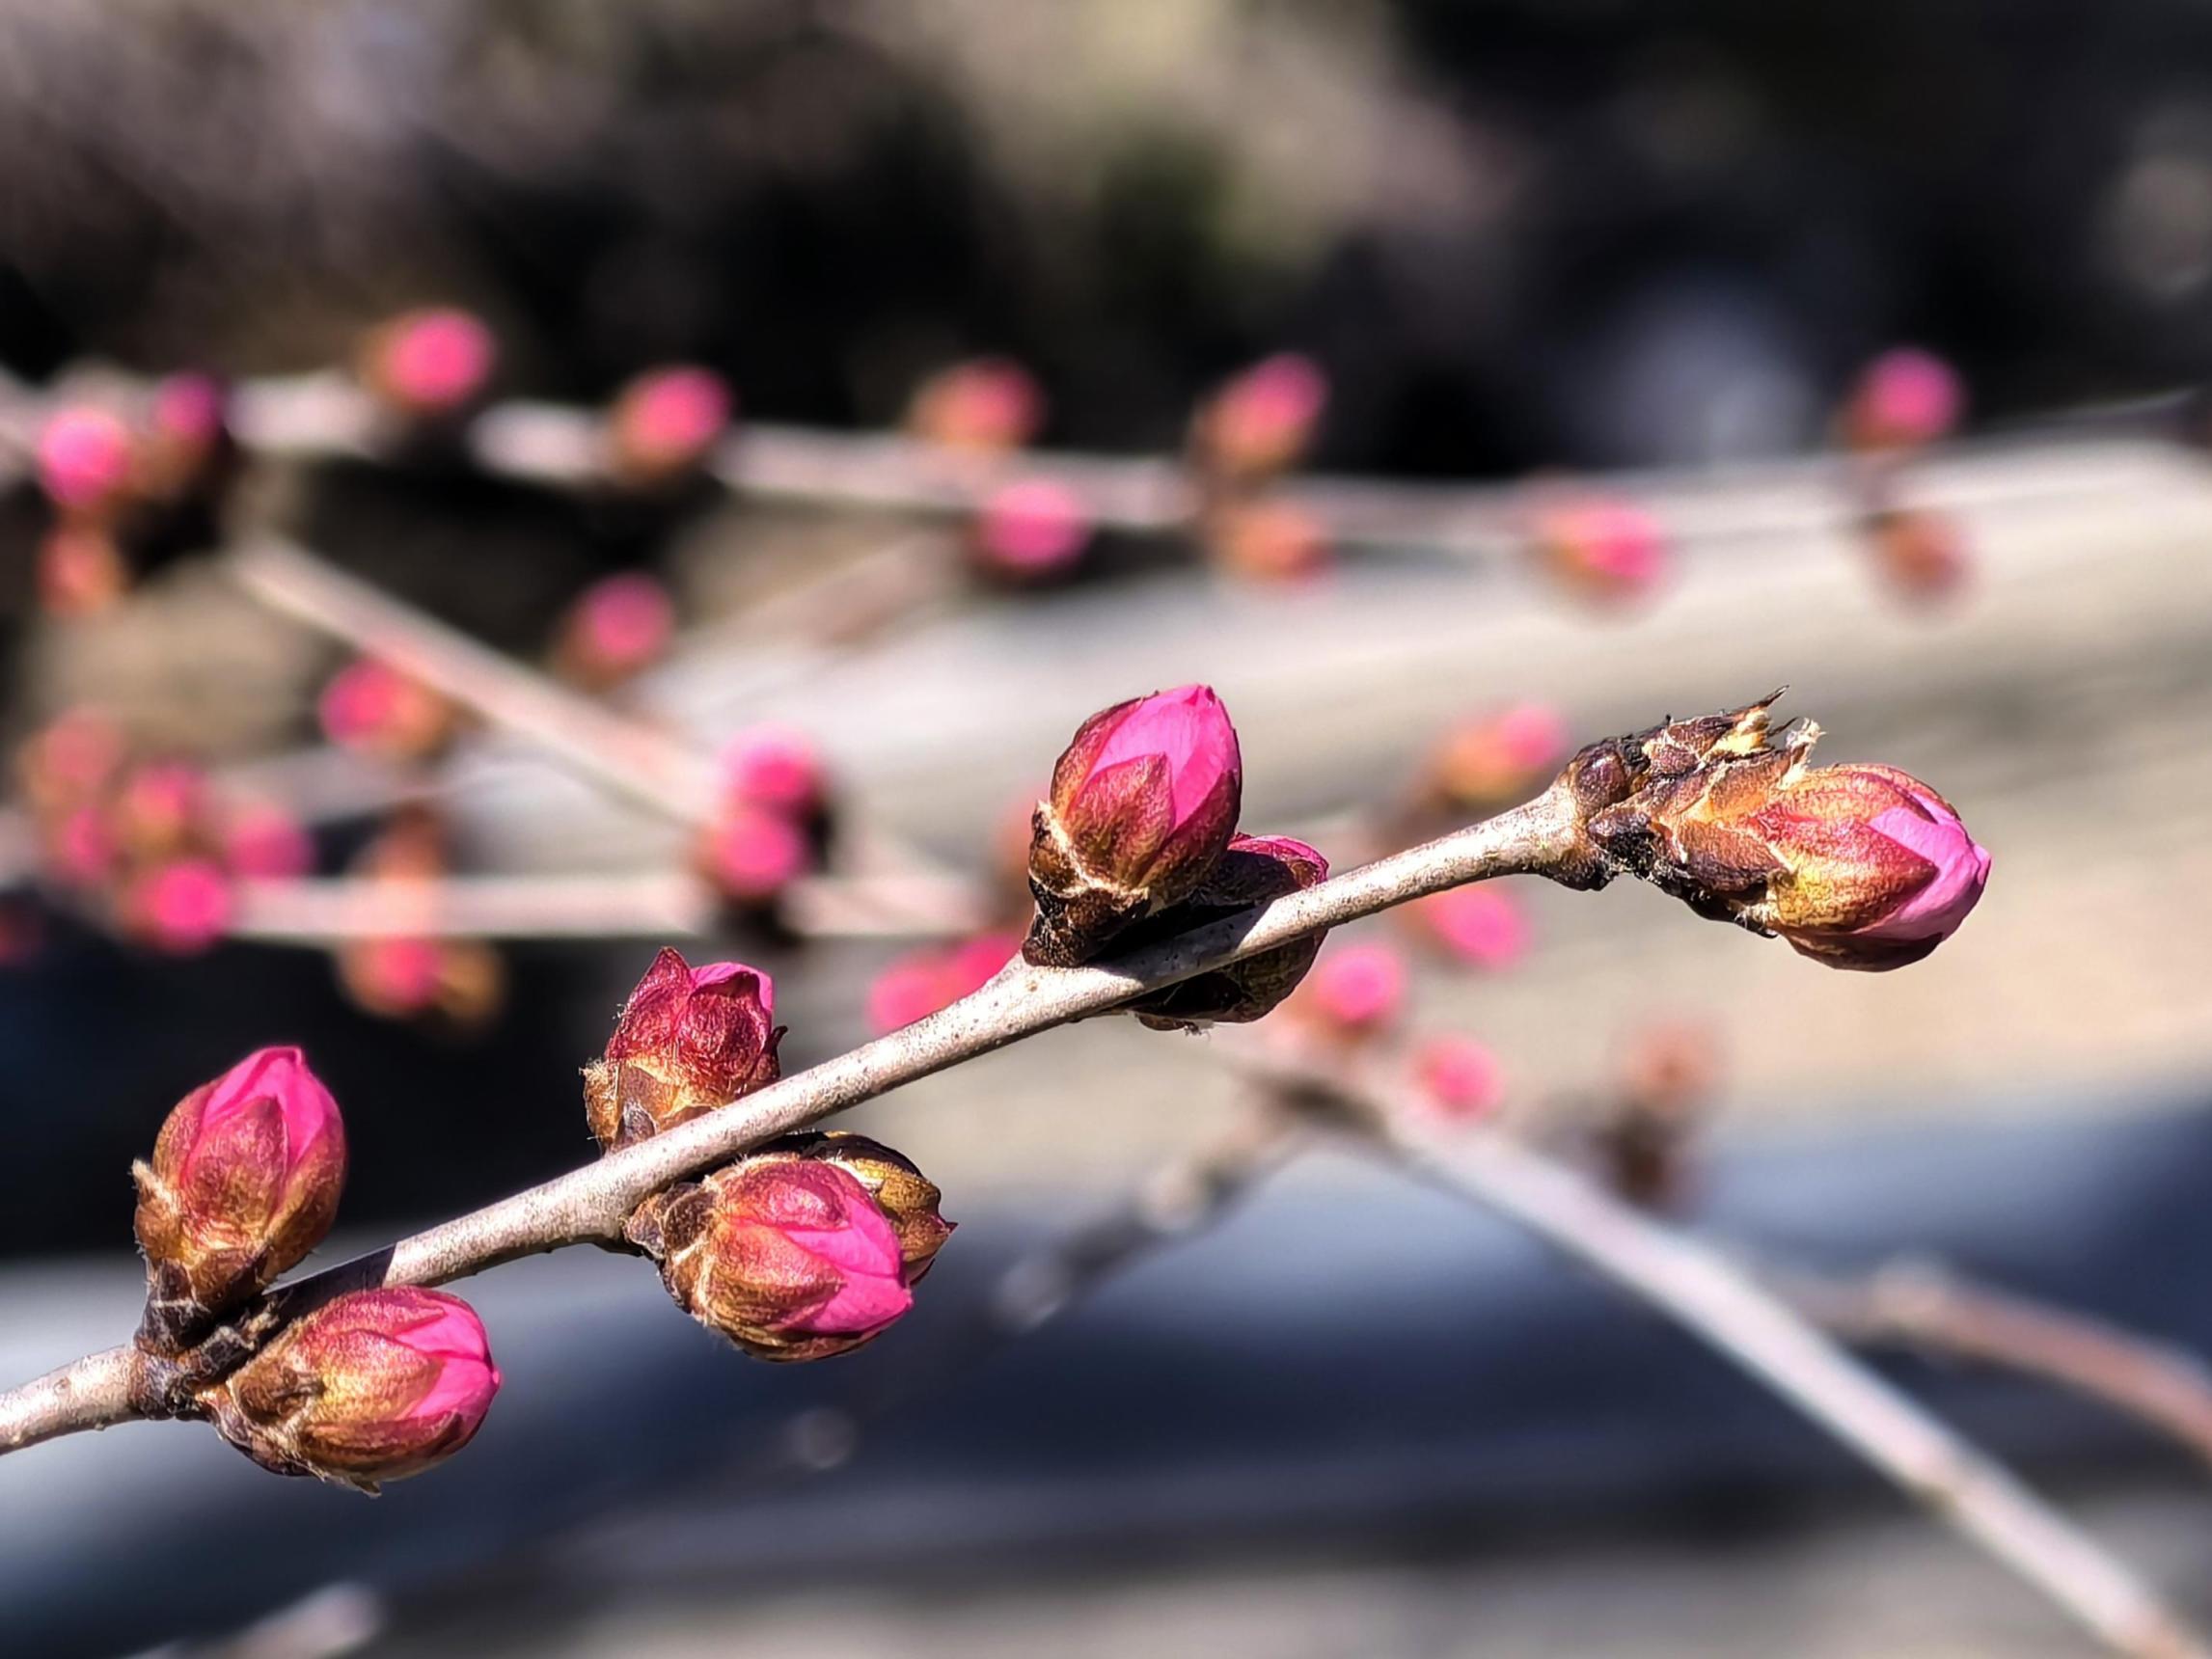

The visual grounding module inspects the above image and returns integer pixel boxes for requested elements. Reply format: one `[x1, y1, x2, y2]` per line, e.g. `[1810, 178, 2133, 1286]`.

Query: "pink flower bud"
[625, 1134, 949, 1362]
[207, 1288, 500, 1489]
[18, 708, 125, 810]
[133, 1046, 346, 1346]
[866, 931, 1021, 1034]
[557, 573, 676, 687]
[585, 947, 781, 1149]
[1024, 684, 1243, 965]
[116, 761, 207, 857]
[1194, 353, 1328, 478]
[1845, 348, 1963, 449]
[47, 803, 117, 888]
[701, 804, 811, 906]
[1533, 498, 1668, 608]
[127, 858, 234, 954]
[1403, 884, 1530, 971]
[142, 373, 231, 498]
[1427, 702, 1571, 810]
[607, 366, 733, 486]
[1126, 833, 1329, 1029]
[974, 479, 1091, 581]
[340, 935, 448, 1019]
[37, 408, 135, 517]
[222, 799, 316, 881]
[1292, 940, 1408, 1043]
[1580, 703, 1990, 970]
[908, 358, 1045, 451]
[37, 526, 129, 615]
[318, 658, 454, 761]
[720, 724, 828, 816]
[1208, 501, 1331, 584]
[1413, 1035, 1503, 1121]
[361, 308, 495, 420]
[1866, 507, 1973, 605]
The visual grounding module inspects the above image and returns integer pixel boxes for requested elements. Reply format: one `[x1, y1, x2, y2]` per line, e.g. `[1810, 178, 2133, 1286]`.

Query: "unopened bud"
[1124, 833, 1328, 1030]
[1192, 354, 1328, 479]
[1207, 501, 1331, 584]
[720, 724, 828, 817]
[1573, 694, 1991, 969]
[607, 366, 733, 488]
[1412, 1035, 1504, 1121]
[223, 800, 316, 881]
[1401, 883, 1530, 971]
[38, 408, 135, 519]
[699, 804, 812, 908]
[318, 658, 456, 762]
[1024, 684, 1243, 965]
[17, 709, 125, 812]
[625, 1135, 949, 1362]
[555, 573, 676, 689]
[1290, 939, 1408, 1044]
[125, 858, 234, 954]
[1865, 506, 1972, 605]
[908, 358, 1045, 452]
[584, 947, 781, 1149]
[205, 1288, 499, 1490]
[1843, 347, 1962, 450]
[1425, 702, 1570, 813]
[1531, 497, 1667, 608]
[133, 1047, 346, 1349]
[359, 308, 495, 422]
[38, 526, 129, 615]
[973, 479, 1090, 582]
[115, 761, 207, 859]
[142, 373, 232, 502]
[866, 931, 1021, 1034]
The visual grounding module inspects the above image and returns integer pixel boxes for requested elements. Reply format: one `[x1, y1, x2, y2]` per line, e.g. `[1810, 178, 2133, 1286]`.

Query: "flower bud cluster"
[587, 950, 950, 1362]
[1558, 693, 1990, 970]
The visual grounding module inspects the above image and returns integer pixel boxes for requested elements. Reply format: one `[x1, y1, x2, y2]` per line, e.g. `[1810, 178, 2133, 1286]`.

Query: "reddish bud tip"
[116, 760, 208, 857]
[1126, 833, 1329, 1030]
[1292, 940, 1408, 1043]
[46, 803, 117, 888]
[38, 526, 130, 616]
[719, 724, 828, 817]
[1428, 702, 1571, 811]
[127, 858, 234, 954]
[627, 1134, 948, 1362]
[1845, 348, 1963, 450]
[608, 366, 733, 486]
[1866, 507, 1973, 605]
[558, 573, 676, 687]
[974, 479, 1091, 581]
[222, 800, 316, 881]
[1413, 1036, 1504, 1122]
[1208, 501, 1332, 585]
[1025, 684, 1243, 965]
[134, 1047, 347, 1347]
[585, 947, 781, 1149]
[1194, 354, 1328, 478]
[37, 408, 135, 517]
[362, 308, 495, 420]
[206, 1288, 499, 1490]
[700, 805, 811, 906]
[18, 709, 126, 810]
[908, 358, 1046, 452]
[866, 931, 1021, 1034]
[318, 658, 454, 761]
[1403, 884, 1530, 971]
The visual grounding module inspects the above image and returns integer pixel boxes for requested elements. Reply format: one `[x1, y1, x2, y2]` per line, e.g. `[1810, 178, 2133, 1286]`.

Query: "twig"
[1238, 1047, 2209, 1659]
[0, 781, 1582, 1454]
[1782, 1261, 2212, 1477]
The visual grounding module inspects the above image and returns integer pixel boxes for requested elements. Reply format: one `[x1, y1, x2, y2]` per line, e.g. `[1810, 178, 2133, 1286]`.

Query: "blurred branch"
[1781, 1261, 2212, 1477]
[1231, 1045, 2210, 1659]
[0, 777, 1583, 1455]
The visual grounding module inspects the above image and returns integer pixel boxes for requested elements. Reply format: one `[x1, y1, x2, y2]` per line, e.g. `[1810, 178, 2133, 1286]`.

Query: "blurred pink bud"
[608, 366, 733, 485]
[210, 1288, 500, 1489]
[1413, 1036, 1504, 1121]
[1405, 884, 1530, 971]
[585, 947, 781, 1149]
[18, 709, 125, 810]
[865, 931, 1021, 1034]
[1533, 498, 1668, 607]
[974, 478, 1091, 581]
[1866, 507, 1973, 605]
[1846, 348, 1963, 449]
[134, 1046, 347, 1344]
[48, 803, 116, 888]
[627, 1143, 943, 1362]
[702, 804, 811, 905]
[1026, 684, 1243, 965]
[151, 372, 228, 449]
[1427, 702, 1571, 813]
[908, 358, 1046, 451]
[37, 526, 129, 616]
[37, 408, 135, 516]
[363, 308, 495, 419]
[559, 573, 676, 686]
[340, 936, 447, 1019]
[318, 658, 453, 760]
[1294, 940, 1408, 1042]
[1209, 501, 1332, 585]
[1196, 353, 1329, 478]
[116, 761, 207, 855]
[720, 724, 828, 817]
[223, 800, 315, 881]
[130, 857, 234, 953]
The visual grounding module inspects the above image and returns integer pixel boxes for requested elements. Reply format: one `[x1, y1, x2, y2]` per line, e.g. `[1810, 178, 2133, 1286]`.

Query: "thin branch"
[0, 1348, 141, 1454]
[1782, 1261, 2212, 1477]
[1241, 1048, 2209, 1659]
[0, 783, 1582, 1455]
